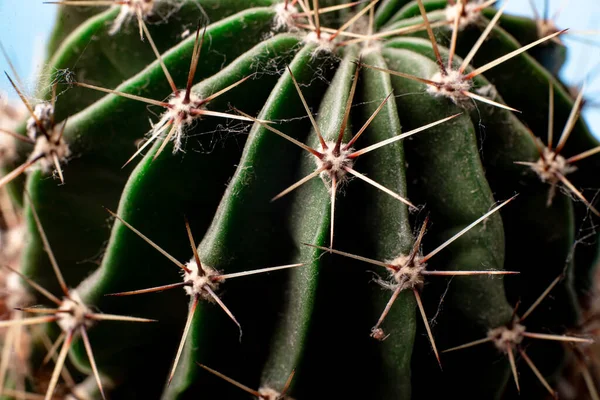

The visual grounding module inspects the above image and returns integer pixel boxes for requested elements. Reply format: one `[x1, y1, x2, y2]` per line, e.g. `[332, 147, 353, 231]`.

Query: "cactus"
[1, 0, 600, 399]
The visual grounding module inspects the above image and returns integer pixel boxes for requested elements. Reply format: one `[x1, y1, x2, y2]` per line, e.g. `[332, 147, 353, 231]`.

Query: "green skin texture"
[384, 1, 600, 298]
[8, 1, 599, 399]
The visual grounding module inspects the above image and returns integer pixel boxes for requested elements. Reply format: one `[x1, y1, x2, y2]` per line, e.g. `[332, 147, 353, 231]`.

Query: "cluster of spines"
[0, 0, 599, 399]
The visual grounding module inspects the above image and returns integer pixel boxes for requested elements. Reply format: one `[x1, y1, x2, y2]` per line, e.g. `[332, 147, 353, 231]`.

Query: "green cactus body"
[3, 1, 600, 399]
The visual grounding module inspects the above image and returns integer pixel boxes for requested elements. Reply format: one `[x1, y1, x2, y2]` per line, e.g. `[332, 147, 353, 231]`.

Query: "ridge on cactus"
[443, 274, 594, 399]
[104, 209, 306, 384]
[516, 84, 600, 216]
[0, 196, 155, 399]
[1, 0, 600, 399]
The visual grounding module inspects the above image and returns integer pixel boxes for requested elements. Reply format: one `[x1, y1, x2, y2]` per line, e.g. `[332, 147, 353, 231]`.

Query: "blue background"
[1, 0, 599, 137]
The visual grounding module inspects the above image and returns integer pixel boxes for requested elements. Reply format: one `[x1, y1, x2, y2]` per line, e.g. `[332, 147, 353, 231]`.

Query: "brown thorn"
[522, 331, 593, 343]
[122, 120, 172, 168]
[527, 0, 540, 20]
[556, 172, 600, 217]
[507, 346, 520, 393]
[416, 0, 447, 75]
[105, 281, 191, 297]
[447, 0, 462, 69]
[87, 313, 157, 323]
[343, 167, 417, 210]
[408, 216, 429, 267]
[104, 207, 191, 272]
[519, 349, 557, 398]
[421, 195, 517, 264]
[328, 0, 379, 42]
[459, 3, 508, 74]
[281, 369, 296, 396]
[1, 264, 61, 305]
[349, 113, 462, 159]
[414, 288, 442, 369]
[152, 121, 178, 161]
[294, 1, 364, 17]
[192, 109, 256, 123]
[296, 0, 315, 30]
[372, 285, 403, 335]
[520, 274, 563, 322]
[312, 0, 321, 39]
[421, 270, 519, 276]
[335, 61, 361, 153]
[74, 82, 169, 108]
[44, 329, 74, 400]
[39, 323, 77, 389]
[184, 217, 203, 276]
[566, 145, 600, 164]
[42, 331, 66, 366]
[80, 327, 107, 400]
[0, 315, 59, 329]
[271, 166, 326, 202]
[302, 242, 393, 269]
[199, 75, 253, 105]
[441, 336, 493, 353]
[287, 65, 327, 150]
[0, 127, 35, 144]
[360, 62, 441, 88]
[203, 285, 242, 340]
[26, 191, 70, 297]
[0, 154, 44, 190]
[5, 72, 49, 138]
[548, 82, 555, 149]
[329, 175, 337, 248]
[522, 127, 545, 160]
[234, 108, 323, 158]
[139, 18, 177, 93]
[464, 29, 568, 80]
[461, 91, 521, 113]
[555, 83, 586, 154]
[184, 25, 205, 102]
[197, 364, 261, 397]
[216, 263, 305, 281]
[52, 153, 65, 184]
[15, 307, 62, 314]
[344, 91, 394, 150]
[579, 359, 600, 400]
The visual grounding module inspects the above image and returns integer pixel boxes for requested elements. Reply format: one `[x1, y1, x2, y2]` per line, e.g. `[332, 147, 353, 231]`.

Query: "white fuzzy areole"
[387, 254, 425, 290]
[259, 387, 294, 400]
[536, 19, 562, 43]
[110, 0, 156, 35]
[30, 126, 71, 174]
[57, 291, 93, 332]
[182, 258, 220, 299]
[488, 323, 526, 353]
[314, 140, 355, 189]
[427, 69, 472, 106]
[531, 146, 576, 184]
[26, 103, 54, 141]
[273, 3, 299, 31]
[444, 2, 482, 30]
[155, 90, 205, 153]
[303, 31, 335, 52]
